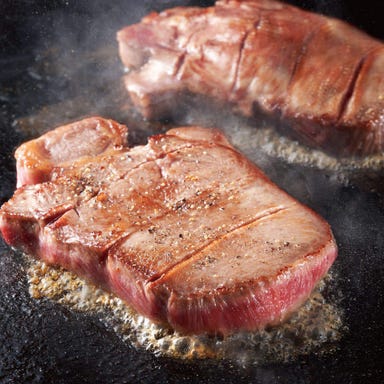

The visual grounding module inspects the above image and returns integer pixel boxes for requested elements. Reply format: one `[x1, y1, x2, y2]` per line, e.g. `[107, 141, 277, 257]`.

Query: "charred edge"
[147, 205, 290, 284]
[43, 205, 77, 227]
[173, 29, 200, 80]
[73, 207, 80, 218]
[173, 10, 217, 80]
[337, 47, 380, 123]
[42, 180, 100, 227]
[174, 52, 186, 80]
[286, 20, 327, 91]
[336, 58, 365, 123]
[230, 26, 254, 96]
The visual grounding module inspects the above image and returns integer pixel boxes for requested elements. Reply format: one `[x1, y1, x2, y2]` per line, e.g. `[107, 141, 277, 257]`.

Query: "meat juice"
[27, 258, 344, 365]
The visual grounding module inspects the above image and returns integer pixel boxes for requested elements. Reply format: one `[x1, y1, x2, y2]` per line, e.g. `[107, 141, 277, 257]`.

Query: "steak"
[0, 117, 337, 334]
[117, 0, 384, 156]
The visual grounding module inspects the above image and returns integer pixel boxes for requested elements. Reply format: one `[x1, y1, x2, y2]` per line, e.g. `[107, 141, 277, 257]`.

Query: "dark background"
[1, 1, 384, 383]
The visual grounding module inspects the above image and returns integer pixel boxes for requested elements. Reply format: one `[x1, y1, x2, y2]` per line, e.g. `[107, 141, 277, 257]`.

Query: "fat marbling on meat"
[117, 0, 384, 156]
[15, 117, 128, 188]
[0, 117, 337, 334]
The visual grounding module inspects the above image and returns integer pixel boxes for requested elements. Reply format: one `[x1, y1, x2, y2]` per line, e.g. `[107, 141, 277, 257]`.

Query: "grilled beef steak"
[117, 0, 384, 156]
[0, 117, 337, 334]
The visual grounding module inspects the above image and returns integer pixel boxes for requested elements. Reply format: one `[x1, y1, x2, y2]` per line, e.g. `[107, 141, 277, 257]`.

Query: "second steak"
[117, 0, 384, 156]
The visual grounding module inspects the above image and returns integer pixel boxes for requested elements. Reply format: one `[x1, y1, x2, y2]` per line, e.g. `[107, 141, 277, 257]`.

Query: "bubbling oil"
[26, 259, 345, 365]
[235, 127, 384, 198]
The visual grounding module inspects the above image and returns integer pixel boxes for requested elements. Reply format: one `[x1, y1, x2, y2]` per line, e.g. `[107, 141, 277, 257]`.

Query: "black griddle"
[1, 1, 384, 383]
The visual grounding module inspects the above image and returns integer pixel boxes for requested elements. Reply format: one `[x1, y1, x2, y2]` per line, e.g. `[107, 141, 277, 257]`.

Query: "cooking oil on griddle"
[26, 259, 345, 365]
[231, 124, 384, 176]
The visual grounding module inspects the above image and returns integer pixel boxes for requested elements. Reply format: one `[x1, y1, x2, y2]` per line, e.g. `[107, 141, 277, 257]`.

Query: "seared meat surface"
[117, 0, 384, 156]
[15, 117, 128, 188]
[0, 117, 337, 334]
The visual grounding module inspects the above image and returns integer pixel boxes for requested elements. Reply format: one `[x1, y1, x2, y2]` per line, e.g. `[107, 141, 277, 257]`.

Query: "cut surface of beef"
[117, 0, 384, 156]
[0, 117, 337, 334]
